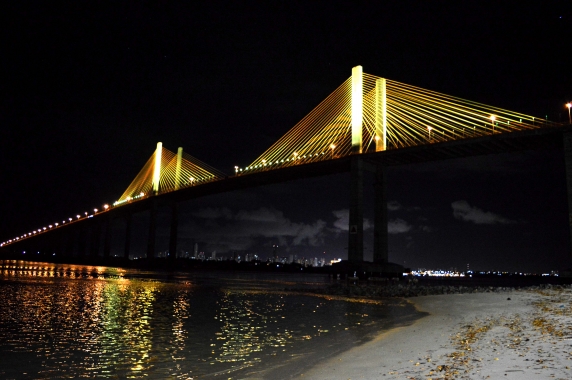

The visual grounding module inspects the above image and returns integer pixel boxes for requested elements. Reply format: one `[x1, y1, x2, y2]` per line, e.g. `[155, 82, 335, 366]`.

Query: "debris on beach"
[403, 286, 572, 379]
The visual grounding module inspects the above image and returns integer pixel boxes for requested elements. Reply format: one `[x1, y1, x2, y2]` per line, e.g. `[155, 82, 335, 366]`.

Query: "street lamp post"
[567, 103, 571, 124]
[427, 126, 432, 142]
[490, 115, 496, 134]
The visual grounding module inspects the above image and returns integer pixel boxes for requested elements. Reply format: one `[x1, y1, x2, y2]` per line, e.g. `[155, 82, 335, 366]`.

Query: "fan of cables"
[238, 72, 550, 175]
[115, 147, 226, 206]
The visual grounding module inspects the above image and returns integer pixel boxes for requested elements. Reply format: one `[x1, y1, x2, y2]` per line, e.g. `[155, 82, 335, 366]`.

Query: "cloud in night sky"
[388, 219, 412, 234]
[388, 201, 402, 211]
[332, 209, 411, 234]
[420, 225, 433, 232]
[332, 209, 372, 231]
[182, 207, 326, 252]
[451, 200, 517, 225]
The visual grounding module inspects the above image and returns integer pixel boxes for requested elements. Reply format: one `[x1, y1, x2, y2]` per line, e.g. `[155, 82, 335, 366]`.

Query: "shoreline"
[298, 288, 572, 379]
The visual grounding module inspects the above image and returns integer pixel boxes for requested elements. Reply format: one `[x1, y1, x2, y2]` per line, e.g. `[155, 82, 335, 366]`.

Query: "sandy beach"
[301, 286, 572, 379]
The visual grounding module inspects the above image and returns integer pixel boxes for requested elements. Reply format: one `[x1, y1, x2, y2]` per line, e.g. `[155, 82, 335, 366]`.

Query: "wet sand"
[300, 287, 572, 379]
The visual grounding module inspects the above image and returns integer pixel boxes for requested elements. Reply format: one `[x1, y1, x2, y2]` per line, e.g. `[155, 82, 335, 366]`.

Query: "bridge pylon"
[114, 143, 226, 206]
[351, 65, 363, 154]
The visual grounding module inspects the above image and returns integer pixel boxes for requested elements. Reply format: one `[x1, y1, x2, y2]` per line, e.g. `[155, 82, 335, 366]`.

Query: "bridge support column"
[103, 216, 111, 258]
[78, 225, 87, 258]
[348, 157, 364, 262]
[56, 229, 66, 257]
[89, 221, 101, 257]
[147, 200, 157, 259]
[373, 165, 388, 264]
[64, 229, 74, 257]
[169, 202, 179, 260]
[124, 214, 132, 259]
[563, 133, 572, 257]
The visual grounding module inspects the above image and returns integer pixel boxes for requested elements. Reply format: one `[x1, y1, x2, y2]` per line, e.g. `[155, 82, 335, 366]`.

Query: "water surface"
[0, 260, 420, 379]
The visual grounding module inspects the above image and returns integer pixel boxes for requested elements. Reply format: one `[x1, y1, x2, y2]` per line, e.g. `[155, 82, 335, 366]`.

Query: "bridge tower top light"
[152, 142, 163, 194]
[351, 65, 363, 154]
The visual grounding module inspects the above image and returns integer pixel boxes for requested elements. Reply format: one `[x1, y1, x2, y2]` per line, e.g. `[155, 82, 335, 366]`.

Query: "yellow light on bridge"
[351, 65, 363, 153]
[376, 78, 387, 151]
[153, 142, 162, 193]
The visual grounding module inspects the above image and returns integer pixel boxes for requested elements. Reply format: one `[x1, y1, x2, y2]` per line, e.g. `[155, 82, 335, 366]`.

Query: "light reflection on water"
[0, 260, 420, 379]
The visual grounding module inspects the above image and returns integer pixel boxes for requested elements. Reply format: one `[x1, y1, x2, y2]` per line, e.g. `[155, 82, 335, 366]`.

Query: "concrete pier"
[347, 157, 364, 262]
[563, 132, 572, 255]
[373, 165, 388, 264]
[169, 202, 179, 260]
[147, 200, 157, 259]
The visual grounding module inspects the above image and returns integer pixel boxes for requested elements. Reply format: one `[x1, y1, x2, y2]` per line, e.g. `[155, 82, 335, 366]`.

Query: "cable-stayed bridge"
[2, 66, 570, 268]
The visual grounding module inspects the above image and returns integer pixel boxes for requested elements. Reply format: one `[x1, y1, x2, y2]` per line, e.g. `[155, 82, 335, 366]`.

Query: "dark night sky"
[2, 1, 571, 272]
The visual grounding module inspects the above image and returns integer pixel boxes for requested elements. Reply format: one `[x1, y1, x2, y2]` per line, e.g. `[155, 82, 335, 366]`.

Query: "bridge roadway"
[124, 123, 572, 210]
[3, 124, 572, 265]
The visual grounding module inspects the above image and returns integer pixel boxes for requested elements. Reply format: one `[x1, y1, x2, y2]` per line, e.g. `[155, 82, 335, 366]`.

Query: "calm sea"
[0, 260, 421, 379]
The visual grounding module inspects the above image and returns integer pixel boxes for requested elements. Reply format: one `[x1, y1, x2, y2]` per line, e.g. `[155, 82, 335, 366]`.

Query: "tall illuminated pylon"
[174, 147, 183, 190]
[375, 78, 387, 151]
[351, 65, 363, 154]
[152, 142, 163, 194]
